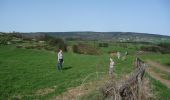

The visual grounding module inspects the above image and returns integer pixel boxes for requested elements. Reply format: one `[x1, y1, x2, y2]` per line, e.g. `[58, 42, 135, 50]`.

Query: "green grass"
[0, 45, 135, 99]
[141, 53, 170, 99]
[146, 74, 170, 100]
[1, 42, 170, 99]
[151, 66, 170, 80]
[141, 53, 170, 68]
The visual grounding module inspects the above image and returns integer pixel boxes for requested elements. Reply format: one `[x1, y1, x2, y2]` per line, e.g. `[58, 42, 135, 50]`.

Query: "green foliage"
[0, 34, 12, 45]
[44, 34, 67, 52]
[158, 43, 170, 48]
[72, 45, 79, 53]
[140, 43, 170, 54]
[72, 43, 101, 55]
[141, 53, 170, 67]
[140, 45, 162, 53]
[146, 74, 170, 100]
[98, 43, 109, 47]
[158, 43, 170, 54]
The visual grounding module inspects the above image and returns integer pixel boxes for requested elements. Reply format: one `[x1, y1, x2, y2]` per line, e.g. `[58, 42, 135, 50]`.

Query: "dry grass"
[101, 77, 154, 100]
[54, 86, 89, 100]
[35, 87, 55, 96]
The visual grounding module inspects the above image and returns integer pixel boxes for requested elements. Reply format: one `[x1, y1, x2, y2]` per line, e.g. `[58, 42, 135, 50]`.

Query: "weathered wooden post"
[137, 73, 142, 100]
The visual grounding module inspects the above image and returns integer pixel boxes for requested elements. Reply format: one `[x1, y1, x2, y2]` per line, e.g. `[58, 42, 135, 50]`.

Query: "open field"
[0, 45, 134, 99]
[1, 0, 170, 99]
[0, 39, 170, 99]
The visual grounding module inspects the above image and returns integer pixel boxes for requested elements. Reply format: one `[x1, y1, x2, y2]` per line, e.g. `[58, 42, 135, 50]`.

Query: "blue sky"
[0, 0, 170, 35]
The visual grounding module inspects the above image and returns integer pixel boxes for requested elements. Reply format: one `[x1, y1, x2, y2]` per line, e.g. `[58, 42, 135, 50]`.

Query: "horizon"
[1, 31, 170, 37]
[0, 0, 170, 36]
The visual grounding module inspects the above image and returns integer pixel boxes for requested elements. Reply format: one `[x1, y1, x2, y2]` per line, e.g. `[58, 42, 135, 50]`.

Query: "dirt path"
[146, 60, 170, 88]
[146, 60, 170, 73]
[146, 67, 170, 88]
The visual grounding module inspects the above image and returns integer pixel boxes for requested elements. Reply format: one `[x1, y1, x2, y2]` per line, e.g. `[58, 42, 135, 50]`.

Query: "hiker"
[109, 58, 115, 76]
[57, 49, 64, 71]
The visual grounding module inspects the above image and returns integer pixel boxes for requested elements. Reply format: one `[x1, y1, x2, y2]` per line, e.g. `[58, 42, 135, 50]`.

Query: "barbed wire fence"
[102, 57, 153, 100]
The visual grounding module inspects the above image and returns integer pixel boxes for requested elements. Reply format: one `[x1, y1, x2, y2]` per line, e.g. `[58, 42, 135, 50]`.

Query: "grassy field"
[0, 42, 170, 99]
[147, 74, 170, 100]
[141, 53, 170, 99]
[142, 53, 170, 67]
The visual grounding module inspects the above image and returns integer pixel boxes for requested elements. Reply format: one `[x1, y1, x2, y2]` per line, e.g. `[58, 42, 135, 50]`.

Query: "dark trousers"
[57, 59, 63, 70]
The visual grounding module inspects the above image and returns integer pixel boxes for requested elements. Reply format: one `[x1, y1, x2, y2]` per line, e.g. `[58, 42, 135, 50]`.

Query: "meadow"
[0, 40, 170, 99]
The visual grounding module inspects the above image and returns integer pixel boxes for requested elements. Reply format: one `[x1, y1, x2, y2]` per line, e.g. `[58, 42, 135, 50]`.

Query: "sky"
[0, 0, 170, 35]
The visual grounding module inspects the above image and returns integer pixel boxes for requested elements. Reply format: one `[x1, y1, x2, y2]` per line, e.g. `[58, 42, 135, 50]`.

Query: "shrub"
[72, 45, 79, 53]
[158, 43, 170, 48]
[16, 45, 23, 48]
[25, 46, 32, 49]
[98, 43, 109, 47]
[72, 43, 100, 55]
[43, 34, 67, 52]
[158, 43, 170, 54]
[0, 34, 12, 45]
[140, 44, 170, 54]
[140, 46, 162, 53]
[58, 43, 67, 52]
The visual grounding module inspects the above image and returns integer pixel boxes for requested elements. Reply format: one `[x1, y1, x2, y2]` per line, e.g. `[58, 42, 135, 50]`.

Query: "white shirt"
[58, 52, 63, 60]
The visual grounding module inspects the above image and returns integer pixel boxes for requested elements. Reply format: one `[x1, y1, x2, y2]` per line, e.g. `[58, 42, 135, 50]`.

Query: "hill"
[12, 32, 170, 43]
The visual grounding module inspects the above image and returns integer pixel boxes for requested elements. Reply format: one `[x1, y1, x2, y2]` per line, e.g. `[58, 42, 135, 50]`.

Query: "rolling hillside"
[5, 32, 170, 43]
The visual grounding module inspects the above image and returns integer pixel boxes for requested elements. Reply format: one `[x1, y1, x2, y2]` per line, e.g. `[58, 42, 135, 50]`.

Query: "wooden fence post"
[137, 74, 142, 100]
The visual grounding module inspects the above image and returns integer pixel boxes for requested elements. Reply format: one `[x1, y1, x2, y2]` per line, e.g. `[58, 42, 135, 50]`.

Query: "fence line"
[103, 57, 147, 100]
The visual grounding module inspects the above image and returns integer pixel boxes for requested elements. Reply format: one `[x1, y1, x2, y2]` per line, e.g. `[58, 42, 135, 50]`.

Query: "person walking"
[57, 49, 64, 71]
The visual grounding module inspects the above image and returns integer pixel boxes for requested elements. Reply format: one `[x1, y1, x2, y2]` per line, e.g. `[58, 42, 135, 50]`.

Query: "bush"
[43, 34, 67, 52]
[58, 43, 67, 52]
[140, 46, 162, 53]
[98, 43, 109, 47]
[72, 45, 79, 53]
[22, 37, 32, 41]
[158, 43, 170, 54]
[0, 34, 12, 45]
[24, 46, 32, 49]
[158, 43, 170, 48]
[16, 45, 23, 48]
[72, 43, 100, 55]
[140, 43, 170, 54]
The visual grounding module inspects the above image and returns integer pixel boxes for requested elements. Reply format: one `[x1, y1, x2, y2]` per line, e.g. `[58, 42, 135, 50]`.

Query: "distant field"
[0, 41, 170, 99]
